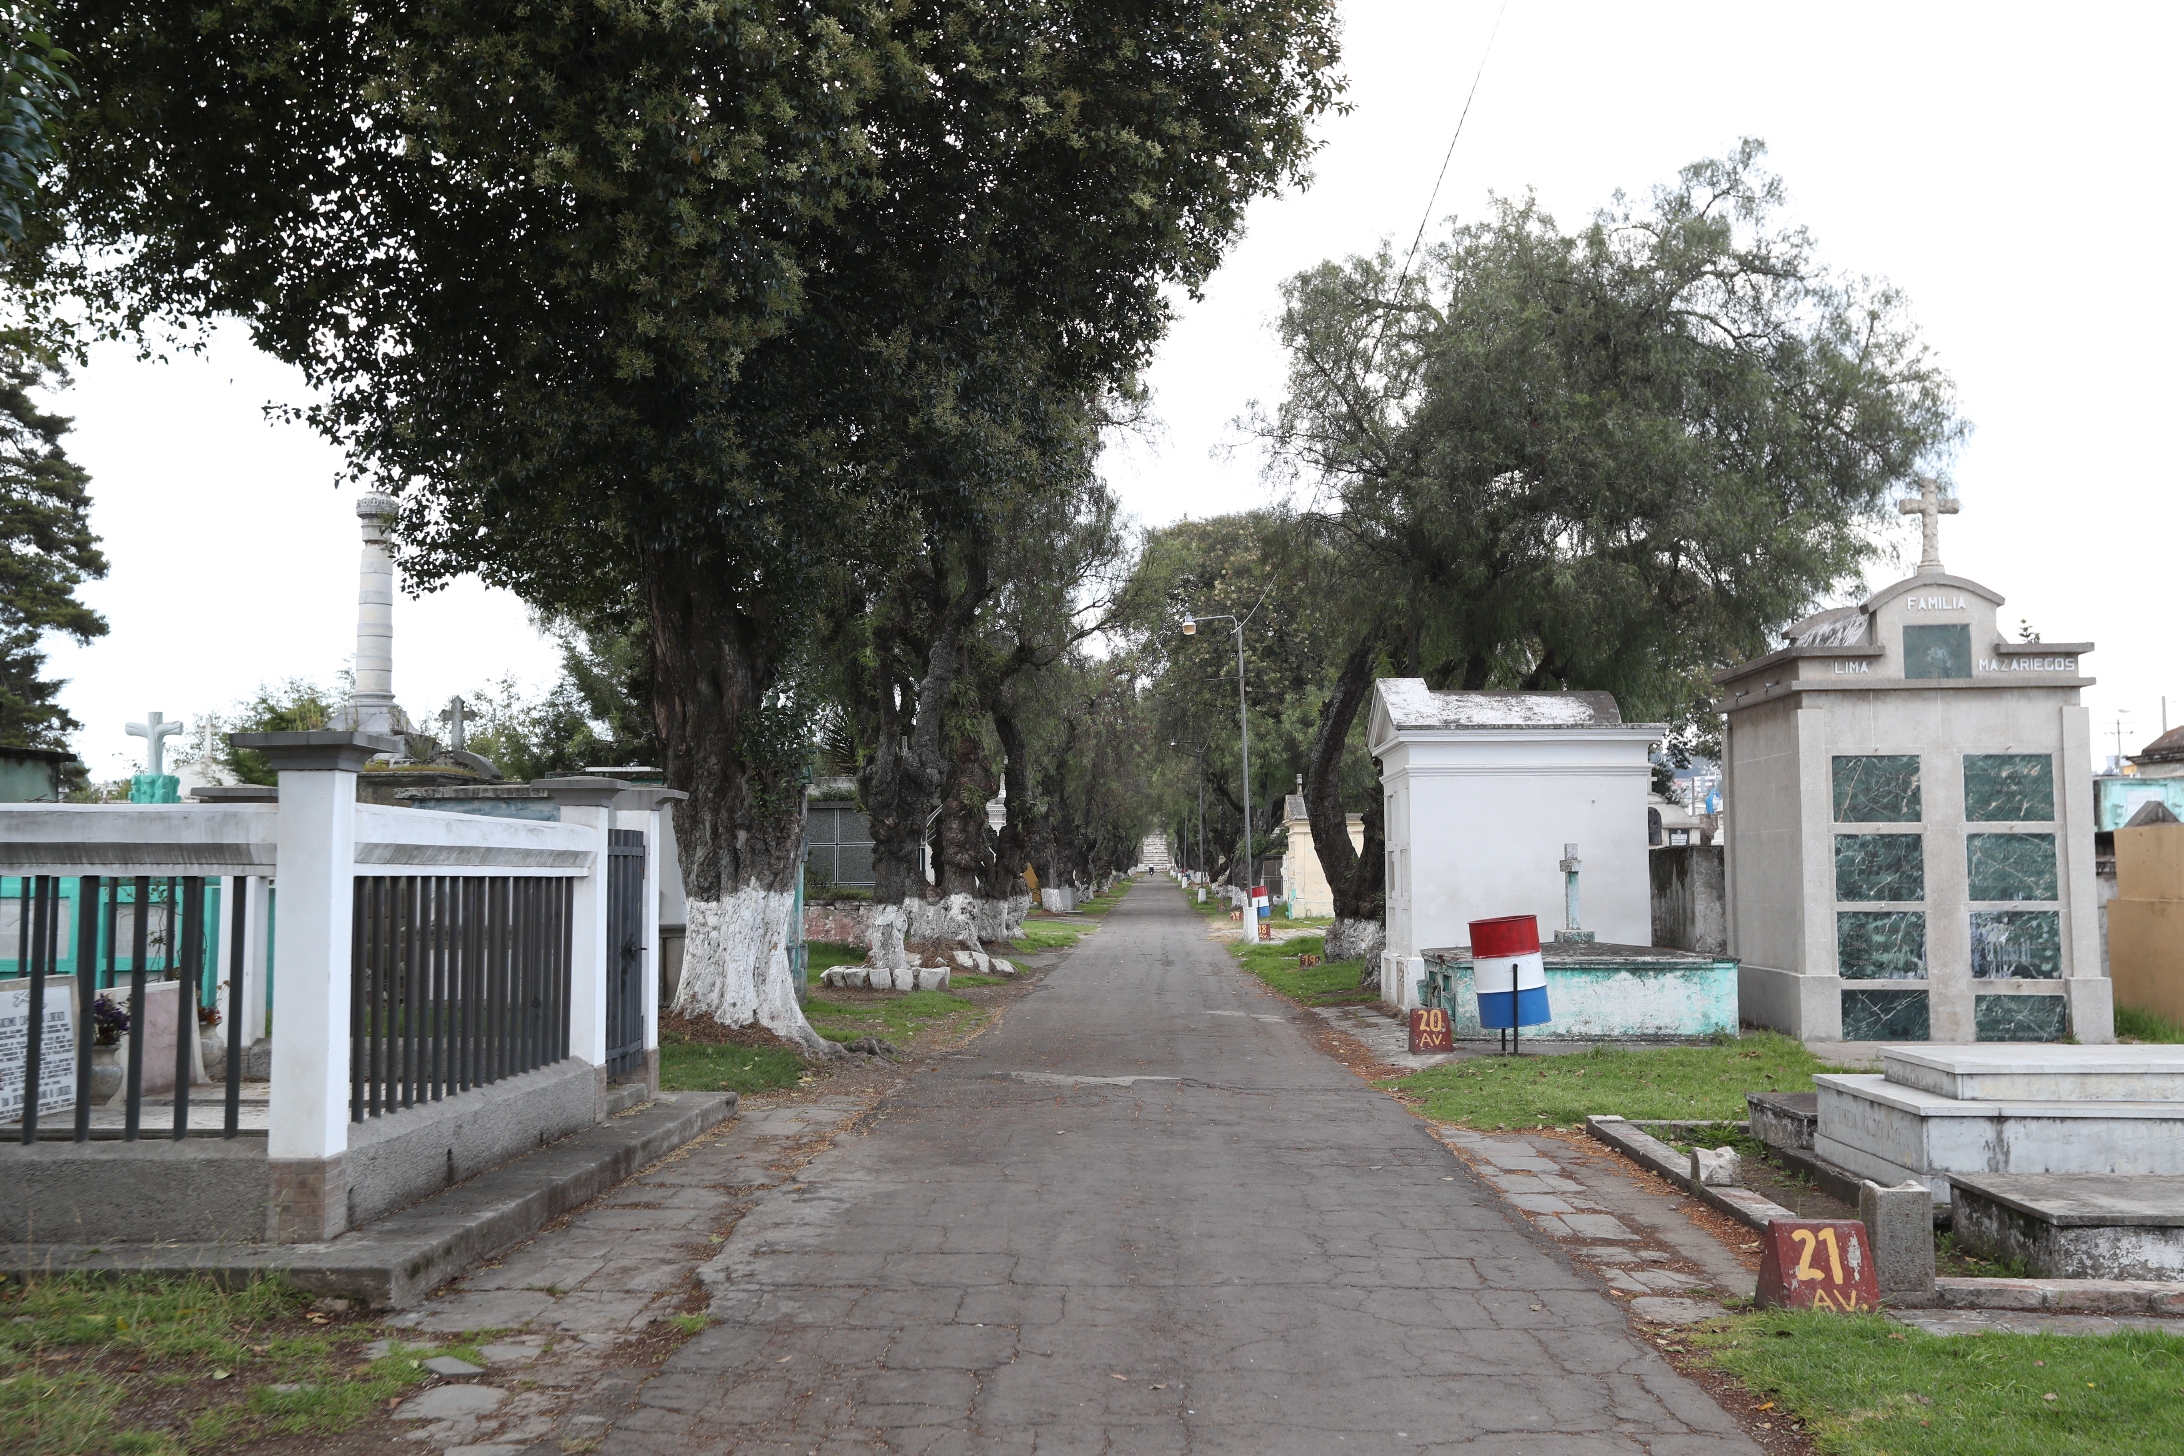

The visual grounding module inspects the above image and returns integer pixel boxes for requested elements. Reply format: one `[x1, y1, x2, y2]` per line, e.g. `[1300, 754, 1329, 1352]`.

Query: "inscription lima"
[1831, 660, 1870, 676]
[1906, 594, 1967, 611]
[1979, 656, 2077, 674]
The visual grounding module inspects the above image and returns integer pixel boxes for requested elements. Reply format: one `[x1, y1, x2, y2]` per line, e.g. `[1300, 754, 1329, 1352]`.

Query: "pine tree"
[0, 343, 103, 747]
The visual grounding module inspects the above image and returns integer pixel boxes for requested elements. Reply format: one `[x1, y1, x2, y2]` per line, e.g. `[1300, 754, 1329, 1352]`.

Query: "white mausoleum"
[1369, 683, 1663, 1010]
[1718, 484, 2108, 1044]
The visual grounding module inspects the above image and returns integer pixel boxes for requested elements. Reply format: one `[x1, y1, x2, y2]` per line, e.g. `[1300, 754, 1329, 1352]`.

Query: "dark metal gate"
[605, 830, 647, 1078]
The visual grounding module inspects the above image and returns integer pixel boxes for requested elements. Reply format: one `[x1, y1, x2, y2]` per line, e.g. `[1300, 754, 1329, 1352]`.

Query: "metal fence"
[5, 874, 249, 1141]
[349, 875, 573, 1122]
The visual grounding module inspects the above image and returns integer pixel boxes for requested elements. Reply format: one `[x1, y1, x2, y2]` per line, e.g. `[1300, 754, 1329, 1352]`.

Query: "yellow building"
[1279, 784, 1364, 919]
[2109, 804, 2184, 1024]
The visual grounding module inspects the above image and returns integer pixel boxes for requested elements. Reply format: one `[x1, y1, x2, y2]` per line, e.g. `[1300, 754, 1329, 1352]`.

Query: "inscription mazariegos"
[1906, 594, 1967, 611]
[1979, 657, 2078, 674]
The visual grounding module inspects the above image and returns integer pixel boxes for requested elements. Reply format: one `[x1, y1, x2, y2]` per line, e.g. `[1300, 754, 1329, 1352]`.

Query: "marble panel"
[1903, 623, 1972, 679]
[1974, 993, 2067, 1043]
[1966, 833, 2058, 902]
[1842, 988, 1931, 1042]
[1838, 911, 1927, 979]
[1968, 910, 2062, 979]
[1832, 755, 1922, 823]
[1835, 833, 1924, 902]
[1963, 754, 2055, 822]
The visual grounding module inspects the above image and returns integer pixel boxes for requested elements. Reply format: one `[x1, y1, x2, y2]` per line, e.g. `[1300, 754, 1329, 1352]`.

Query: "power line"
[1393, 0, 1512, 294]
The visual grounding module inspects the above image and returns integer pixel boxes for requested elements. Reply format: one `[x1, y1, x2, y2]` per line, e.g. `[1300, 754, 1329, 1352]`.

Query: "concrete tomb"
[1813, 1044, 2184, 1208]
[1719, 481, 2107, 1043]
[1370, 682, 1661, 1012]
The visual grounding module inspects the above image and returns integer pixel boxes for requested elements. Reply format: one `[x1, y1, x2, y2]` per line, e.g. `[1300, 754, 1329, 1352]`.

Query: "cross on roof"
[1899, 476, 1959, 575]
[126, 711, 185, 777]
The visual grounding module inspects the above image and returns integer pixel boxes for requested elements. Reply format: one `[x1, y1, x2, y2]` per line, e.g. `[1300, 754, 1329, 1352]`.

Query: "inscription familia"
[1906, 594, 1967, 611]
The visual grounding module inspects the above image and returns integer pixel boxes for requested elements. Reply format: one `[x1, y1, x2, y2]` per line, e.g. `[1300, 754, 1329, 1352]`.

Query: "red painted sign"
[1756, 1220, 1879, 1311]
[1408, 1006, 1454, 1054]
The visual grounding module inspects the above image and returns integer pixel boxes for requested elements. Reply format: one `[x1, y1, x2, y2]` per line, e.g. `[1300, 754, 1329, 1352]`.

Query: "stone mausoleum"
[1720, 484, 2109, 1044]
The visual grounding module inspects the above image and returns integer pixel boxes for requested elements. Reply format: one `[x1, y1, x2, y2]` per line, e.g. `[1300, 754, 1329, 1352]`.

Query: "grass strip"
[802, 989, 982, 1044]
[1690, 1307, 2184, 1455]
[2114, 1004, 2184, 1043]
[1390, 1032, 1836, 1128]
[806, 939, 866, 976]
[0, 1273, 455, 1455]
[1230, 934, 1373, 1005]
[659, 1040, 806, 1093]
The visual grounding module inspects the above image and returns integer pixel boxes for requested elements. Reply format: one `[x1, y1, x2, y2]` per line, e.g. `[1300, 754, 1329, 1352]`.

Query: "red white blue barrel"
[1470, 915, 1550, 1028]
[1251, 885, 1270, 919]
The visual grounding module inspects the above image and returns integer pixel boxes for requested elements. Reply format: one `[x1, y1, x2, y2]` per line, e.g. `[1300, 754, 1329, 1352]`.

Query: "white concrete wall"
[1374, 722, 1660, 1009]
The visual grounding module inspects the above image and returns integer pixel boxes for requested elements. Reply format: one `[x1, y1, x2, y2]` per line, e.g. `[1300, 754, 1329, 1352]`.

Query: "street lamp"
[1183, 608, 1253, 939]
[1169, 739, 1209, 882]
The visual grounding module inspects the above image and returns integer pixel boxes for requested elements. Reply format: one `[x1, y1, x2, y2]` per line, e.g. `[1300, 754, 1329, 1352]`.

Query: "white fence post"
[538, 778, 621, 1115]
[615, 787, 686, 1099]
[232, 729, 398, 1243]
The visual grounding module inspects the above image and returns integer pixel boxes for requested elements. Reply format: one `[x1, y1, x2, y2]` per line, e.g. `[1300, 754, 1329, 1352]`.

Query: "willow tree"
[41, 0, 1343, 1045]
[1267, 142, 1965, 964]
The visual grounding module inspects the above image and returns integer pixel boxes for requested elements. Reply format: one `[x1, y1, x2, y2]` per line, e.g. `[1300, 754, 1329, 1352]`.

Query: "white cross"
[1898, 476, 1959, 573]
[126, 712, 186, 777]
[439, 695, 469, 751]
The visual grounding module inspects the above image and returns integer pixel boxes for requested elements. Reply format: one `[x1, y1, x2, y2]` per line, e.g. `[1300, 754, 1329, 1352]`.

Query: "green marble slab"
[1969, 910, 2062, 979]
[1974, 993, 2066, 1042]
[1835, 833, 1924, 902]
[1903, 623, 1972, 679]
[1837, 910, 1927, 979]
[1966, 833, 2057, 901]
[1842, 987, 1931, 1041]
[1832, 754, 1922, 822]
[1963, 753, 2054, 822]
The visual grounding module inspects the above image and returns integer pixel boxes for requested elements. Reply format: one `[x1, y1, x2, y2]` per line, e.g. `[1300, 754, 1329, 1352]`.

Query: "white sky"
[46, 1, 2183, 779]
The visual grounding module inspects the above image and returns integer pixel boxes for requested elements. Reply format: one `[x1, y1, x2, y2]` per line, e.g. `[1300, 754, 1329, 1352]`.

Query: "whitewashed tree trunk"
[867, 900, 911, 971]
[675, 884, 833, 1054]
[1004, 892, 1030, 940]
[909, 892, 981, 948]
[1326, 916, 1385, 965]
[970, 897, 1011, 944]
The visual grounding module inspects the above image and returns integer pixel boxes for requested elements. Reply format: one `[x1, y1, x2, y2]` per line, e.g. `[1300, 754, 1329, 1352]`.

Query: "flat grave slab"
[1949, 1173, 2184, 1282]
[1880, 1045, 2184, 1103]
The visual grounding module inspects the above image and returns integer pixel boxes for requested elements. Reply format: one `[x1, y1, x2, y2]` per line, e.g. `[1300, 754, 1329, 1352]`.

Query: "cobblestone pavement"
[367, 1096, 876, 1455]
[575, 881, 1762, 1455]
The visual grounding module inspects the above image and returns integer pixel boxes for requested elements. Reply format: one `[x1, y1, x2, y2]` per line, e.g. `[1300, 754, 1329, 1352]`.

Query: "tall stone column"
[351, 495, 400, 736]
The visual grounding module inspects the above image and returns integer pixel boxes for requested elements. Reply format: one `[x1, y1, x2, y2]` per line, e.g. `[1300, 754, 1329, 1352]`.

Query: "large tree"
[0, 344, 102, 750]
[1266, 142, 1965, 965]
[41, 1, 1343, 1044]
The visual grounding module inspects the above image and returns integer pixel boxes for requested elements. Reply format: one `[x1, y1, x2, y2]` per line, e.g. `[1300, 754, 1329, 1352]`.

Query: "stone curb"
[1907, 1277, 2184, 1316]
[1585, 1115, 1808, 1232]
[0, 1090, 736, 1308]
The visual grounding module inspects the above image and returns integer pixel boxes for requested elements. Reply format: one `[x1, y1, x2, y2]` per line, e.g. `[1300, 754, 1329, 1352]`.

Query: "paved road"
[604, 881, 1758, 1455]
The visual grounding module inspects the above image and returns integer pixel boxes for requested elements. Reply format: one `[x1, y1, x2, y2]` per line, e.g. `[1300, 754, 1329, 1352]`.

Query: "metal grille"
[349, 876, 572, 1122]
[4, 875, 248, 1141]
[604, 830, 646, 1078]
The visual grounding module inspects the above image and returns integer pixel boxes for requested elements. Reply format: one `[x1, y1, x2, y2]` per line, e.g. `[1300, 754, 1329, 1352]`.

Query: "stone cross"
[439, 695, 469, 751]
[1898, 476, 1959, 574]
[126, 712, 185, 777]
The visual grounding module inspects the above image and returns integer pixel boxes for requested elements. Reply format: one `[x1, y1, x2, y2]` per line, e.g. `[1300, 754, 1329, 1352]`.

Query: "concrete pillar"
[537, 777, 627, 1115]
[1859, 1178, 1936, 1301]
[350, 495, 399, 736]
[237, 875, 272, 1047]
[230, 729, 399, 1242]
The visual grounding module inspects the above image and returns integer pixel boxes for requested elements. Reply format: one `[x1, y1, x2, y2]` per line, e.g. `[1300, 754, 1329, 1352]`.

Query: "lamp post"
[1182, 609, 1252, 939]
[1169, 739, 1209, 881]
